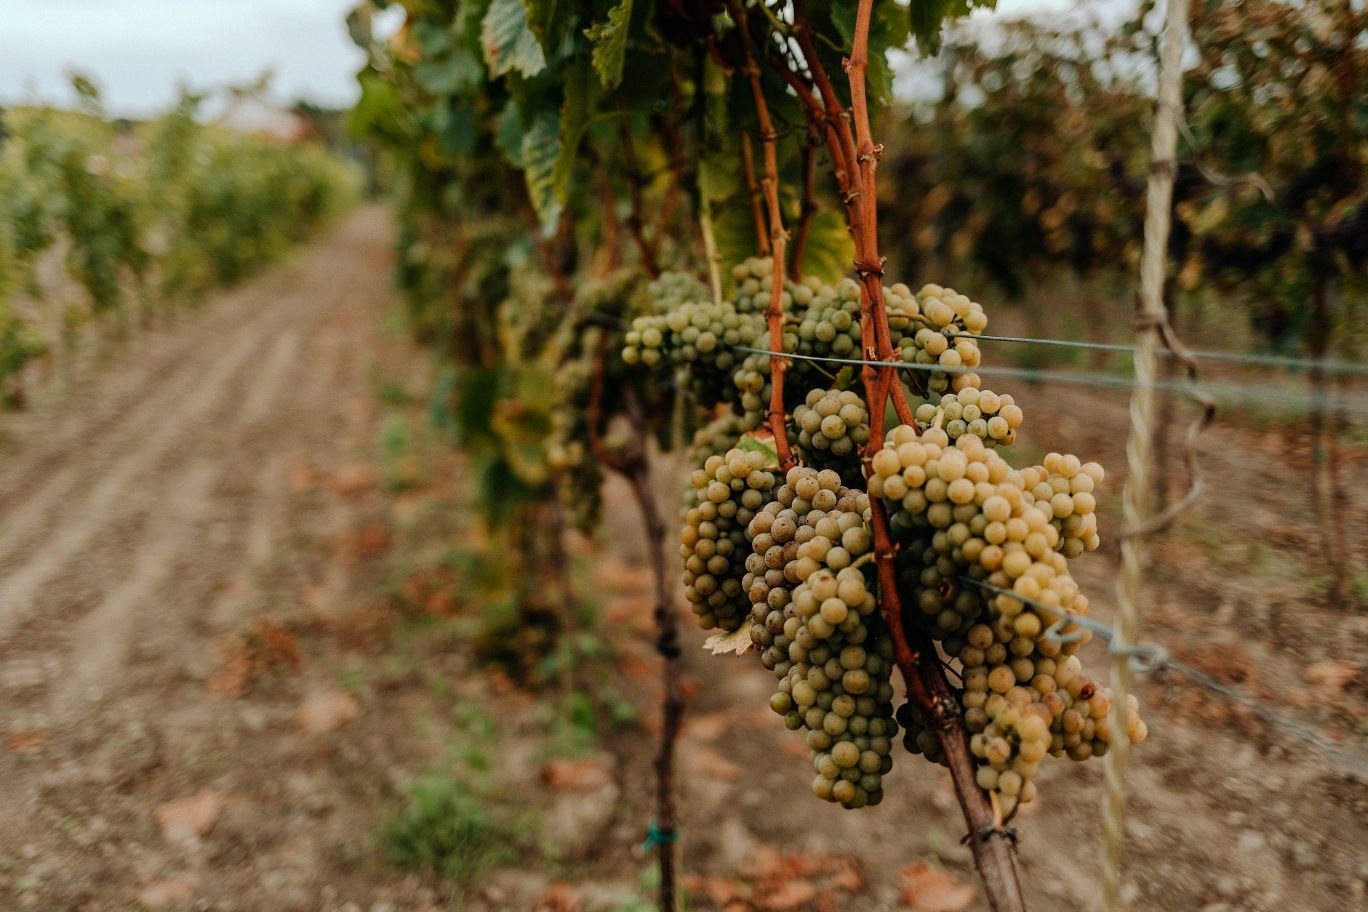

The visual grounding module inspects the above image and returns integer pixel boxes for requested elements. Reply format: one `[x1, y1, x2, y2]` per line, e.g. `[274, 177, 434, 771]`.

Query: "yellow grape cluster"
[872, 425, 1144, 816]
[680, 449, 776, 631]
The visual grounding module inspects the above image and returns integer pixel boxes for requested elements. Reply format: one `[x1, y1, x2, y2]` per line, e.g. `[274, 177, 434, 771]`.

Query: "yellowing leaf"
[704, 625, 755, 656]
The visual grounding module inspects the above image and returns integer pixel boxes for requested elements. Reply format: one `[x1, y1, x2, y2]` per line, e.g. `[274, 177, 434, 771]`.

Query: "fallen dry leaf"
[756, 879, 817, 910]
[1304, 659, 1358, 691]
[349, 523, 391, 558]
[136, 880, 194, 908]
[684, 711, 733, 743]
[541, 758, 614, 790]
[531, 881, 582, 912]
[6, 730, 47, 752]
[327, 463, 379, 496]
[899, 862, 976, 912]
[288, 457, 314, 493]
[690, 745, 745, 782]
[155, 789, 228, 842]
[296, 690, 359, 733]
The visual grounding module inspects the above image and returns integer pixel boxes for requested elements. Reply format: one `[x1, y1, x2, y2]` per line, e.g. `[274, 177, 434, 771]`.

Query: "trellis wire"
[959, 577, 1368, 779]
[970, 333, 1368, 376]
[729, 345, 1368, 418]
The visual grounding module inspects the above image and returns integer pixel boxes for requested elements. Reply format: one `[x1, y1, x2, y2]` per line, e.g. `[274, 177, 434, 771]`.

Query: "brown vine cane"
[586, 337, 683, 912]
[731, 0, 796, 472]
[844, 2, 1028, 909]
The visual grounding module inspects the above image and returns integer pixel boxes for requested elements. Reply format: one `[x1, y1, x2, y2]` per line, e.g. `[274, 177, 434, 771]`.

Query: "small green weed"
[380, 775, 512, 885]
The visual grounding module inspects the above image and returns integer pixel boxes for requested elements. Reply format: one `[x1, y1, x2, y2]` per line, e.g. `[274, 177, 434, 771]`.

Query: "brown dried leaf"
[136, 881, 194, 908]
[689, 745, 745, 782]
[756, 879, 817, 910]
[531, 881, 582, 912]
[541, 758, 614, 790]
[296, 690, 359, 733]
[899, 862, 976, 912]
[327, 462, 379, 495]
[1304, 659, 1358, 691]
[155, 789, 228, 842]
[684, 711, 733, 743]
[5, 730, 48, 752]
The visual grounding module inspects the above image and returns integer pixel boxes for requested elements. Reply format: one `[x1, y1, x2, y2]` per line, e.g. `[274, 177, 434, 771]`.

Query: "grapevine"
[345, 2, 1183, 910]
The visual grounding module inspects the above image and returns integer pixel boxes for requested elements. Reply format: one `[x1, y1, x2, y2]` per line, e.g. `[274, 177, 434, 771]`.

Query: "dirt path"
[0, 207, 444, 911]
[1, 207, 1365, 912]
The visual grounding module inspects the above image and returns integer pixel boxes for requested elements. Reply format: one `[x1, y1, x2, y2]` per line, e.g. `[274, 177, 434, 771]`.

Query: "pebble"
[1237, 830, 1266, 853]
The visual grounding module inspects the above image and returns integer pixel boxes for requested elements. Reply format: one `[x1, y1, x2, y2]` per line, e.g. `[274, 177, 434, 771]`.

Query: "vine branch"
[732, 0, 796, 471]
[843, 3, 1026, 909]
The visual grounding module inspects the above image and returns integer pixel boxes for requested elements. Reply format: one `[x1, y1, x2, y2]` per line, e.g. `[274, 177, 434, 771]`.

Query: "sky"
[0, 0, 1108, 117]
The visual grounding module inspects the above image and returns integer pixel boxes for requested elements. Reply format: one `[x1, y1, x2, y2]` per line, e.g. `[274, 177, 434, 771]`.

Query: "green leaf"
[907, 1, 996, 56]
[736, 430, 780, 469]
[521, 110, 562, 226]
[495, 100, 526, 167]
[414, 18, 454, 58]
[712, 195, 765, 277]
[585, 0, 634, 89]
[437, 103, 478, 156]
[797, 210, 856, 284]
[482, 0, 547, 78]
[555, 60, 598, 201]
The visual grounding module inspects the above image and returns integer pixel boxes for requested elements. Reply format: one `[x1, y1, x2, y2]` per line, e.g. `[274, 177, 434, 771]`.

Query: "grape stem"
[843, 2, 1028, 909]
[731, 0, 796, 471]
[739, 130, 771, 257]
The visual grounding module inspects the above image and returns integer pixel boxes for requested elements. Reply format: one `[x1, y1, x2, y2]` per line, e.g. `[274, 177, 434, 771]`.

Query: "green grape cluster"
[896, 284, 987, 395]
[623, 299, 766, 407]
[914, 386, 1024, 447]
[1019, 455, 1103, 558]
[741, 467, 898, 808]
[547, 352, 602, 532]
[792, 388, 870, 481]
[680, 448, 777, 631]
[636, 261, 1137, 817]
[646, 269, 710, 314]
[871, 425, 1144, 815]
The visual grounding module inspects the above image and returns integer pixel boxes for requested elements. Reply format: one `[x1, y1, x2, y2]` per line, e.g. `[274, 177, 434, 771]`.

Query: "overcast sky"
[0, 0, 1099, 117]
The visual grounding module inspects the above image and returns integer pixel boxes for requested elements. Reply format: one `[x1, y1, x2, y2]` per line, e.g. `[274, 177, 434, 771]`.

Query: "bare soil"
[1, 206, 1366, 912]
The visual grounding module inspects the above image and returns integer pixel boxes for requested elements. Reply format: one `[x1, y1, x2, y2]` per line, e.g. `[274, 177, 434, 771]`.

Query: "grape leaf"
[521, 110, 563, 225]
[554, 59, 598, 206]
[797, 210, 856, 284]
[585, 0, 635, 89]
[704, 625, 756, 656]
[482, 0, 547, 78]
[737, 429, 780, 468]
[907, 1, 997, 55]
[495, 99, 525, 167]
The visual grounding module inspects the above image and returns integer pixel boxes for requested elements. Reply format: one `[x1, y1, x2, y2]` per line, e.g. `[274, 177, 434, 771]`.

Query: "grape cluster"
[680, 449, 777, 631]
[623, 299, 766, 407]
[896, 285, 987, 396]
[871, 425, 1144, 815]
[630, 260, 1139, 816]
[645, 269, 710, 314]
[1019, 454, 1103, 558]
[792, 387, 870, 482]
[914, 387, 1024, 447]
[741, 467, 898, 808]
[547, 352, 602, 532]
